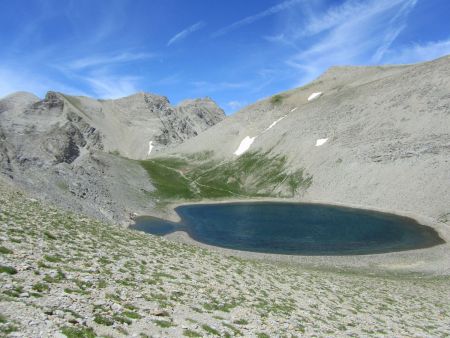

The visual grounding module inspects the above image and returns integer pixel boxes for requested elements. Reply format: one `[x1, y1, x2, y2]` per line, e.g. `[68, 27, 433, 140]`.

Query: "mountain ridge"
[0, 89, 225, 223]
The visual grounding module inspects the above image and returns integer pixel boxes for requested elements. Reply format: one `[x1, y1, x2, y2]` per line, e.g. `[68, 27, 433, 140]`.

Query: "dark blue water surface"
[131, 202, 444, 255]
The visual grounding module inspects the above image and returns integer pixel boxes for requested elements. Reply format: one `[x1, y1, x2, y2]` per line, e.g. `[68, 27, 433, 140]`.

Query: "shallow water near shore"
[131, 202, 444, 255]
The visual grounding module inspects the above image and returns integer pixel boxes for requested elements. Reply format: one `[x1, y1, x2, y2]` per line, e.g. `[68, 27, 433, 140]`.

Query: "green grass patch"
[123, 310, 141, 319]
[270, 94, 284, 105]
[32, 283, 49, 292]
[0, 246, 12, 254]
[43, 269, 66, 283]
[139, 159, 194, 200]
[44, 231, 57, 240]
[202, 324, 220, 335]
[61, 326, 96, 338]
[0, 265, 17, 275]
[257, 333, 270, 338]
[112, 314, 132, 325]
[93, 315, 114, 326]
[154, 320, 173, 328]
[0, 314, 6, 323]
[44, 254, 62, 263]
[140, 150, 312, 203]
[183, 329, 202, 337]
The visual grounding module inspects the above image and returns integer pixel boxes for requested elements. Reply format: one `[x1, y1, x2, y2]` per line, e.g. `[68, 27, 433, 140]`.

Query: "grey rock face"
[154, 97, 224, 146]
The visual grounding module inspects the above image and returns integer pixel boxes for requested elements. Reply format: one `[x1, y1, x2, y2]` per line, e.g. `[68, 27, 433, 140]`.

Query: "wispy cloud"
[281, 0, 419, 84]
[52, 50, 155, 99]
[167, 21, 206, 46]
[382, 38, 450, 64]
[83, 73, 141, 99]
[372, 0, 418, 62]
[66, 52, 154, 70]
[212, 0, 303, 38]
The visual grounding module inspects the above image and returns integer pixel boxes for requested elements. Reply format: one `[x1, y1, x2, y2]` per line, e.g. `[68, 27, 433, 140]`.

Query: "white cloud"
[212, 0, 304, 38]
[67, 52, 154, 70]
[167, 21, 206, 46]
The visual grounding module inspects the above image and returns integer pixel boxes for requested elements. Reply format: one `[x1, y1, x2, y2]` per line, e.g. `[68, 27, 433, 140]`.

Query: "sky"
[0, 0, 449, 114]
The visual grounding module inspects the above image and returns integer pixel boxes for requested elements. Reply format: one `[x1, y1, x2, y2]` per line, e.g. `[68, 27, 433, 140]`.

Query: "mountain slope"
[153, 55, 450, 221]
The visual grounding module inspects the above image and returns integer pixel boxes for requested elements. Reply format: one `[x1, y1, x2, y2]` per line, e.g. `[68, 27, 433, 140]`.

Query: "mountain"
[149, 55, 450, 221]
[0, 91, 224, 223]
[1, 56, 449, 225]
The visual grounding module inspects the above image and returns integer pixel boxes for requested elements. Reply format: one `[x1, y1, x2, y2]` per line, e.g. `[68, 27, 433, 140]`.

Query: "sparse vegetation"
[270, 94, 284, 105]
[0, 179, 449, 337]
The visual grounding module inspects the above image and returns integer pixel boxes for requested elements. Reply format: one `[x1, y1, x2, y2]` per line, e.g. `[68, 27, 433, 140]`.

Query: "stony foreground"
[0, 180, 449, 337]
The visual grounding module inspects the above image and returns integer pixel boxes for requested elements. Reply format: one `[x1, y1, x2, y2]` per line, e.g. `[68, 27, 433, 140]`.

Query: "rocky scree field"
[1, 179, 450, 337]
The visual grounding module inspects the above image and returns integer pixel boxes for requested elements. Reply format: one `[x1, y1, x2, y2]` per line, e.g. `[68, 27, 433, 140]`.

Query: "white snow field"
[308, 92, 323, 101]
[234, 136, 256, 156]
[263, 115, 287, 132]
[315, 138, 328, 146]
[147, 141, 154, 155]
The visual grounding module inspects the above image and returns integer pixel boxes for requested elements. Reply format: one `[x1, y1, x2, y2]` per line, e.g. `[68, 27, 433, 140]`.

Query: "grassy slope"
[139, 151, 313, 203]
[1, 181, 450, 337]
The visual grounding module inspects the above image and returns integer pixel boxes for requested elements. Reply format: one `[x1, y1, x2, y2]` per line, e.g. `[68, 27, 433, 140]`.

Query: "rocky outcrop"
[154, 97, 224, 146]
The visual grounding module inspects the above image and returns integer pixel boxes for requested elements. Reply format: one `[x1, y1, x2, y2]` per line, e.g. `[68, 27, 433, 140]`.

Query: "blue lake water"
[131, 202, 444, 255]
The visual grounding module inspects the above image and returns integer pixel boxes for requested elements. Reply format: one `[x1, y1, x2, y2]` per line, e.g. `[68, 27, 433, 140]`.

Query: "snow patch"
[234, 136, 256, 156]
[290, 107, 298, 112]
[263, 115, 287, 132]
[308, 92, 323, 101]
[147, 141, 154, 155]
[315, 138, 328, 146]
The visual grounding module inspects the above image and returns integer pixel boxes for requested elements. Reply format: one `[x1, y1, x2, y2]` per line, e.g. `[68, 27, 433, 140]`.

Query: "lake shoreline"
[130, 197, 450, 276]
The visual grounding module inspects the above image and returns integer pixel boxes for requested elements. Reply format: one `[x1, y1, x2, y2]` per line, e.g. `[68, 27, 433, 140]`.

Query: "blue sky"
[1, 0, 449, 114]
